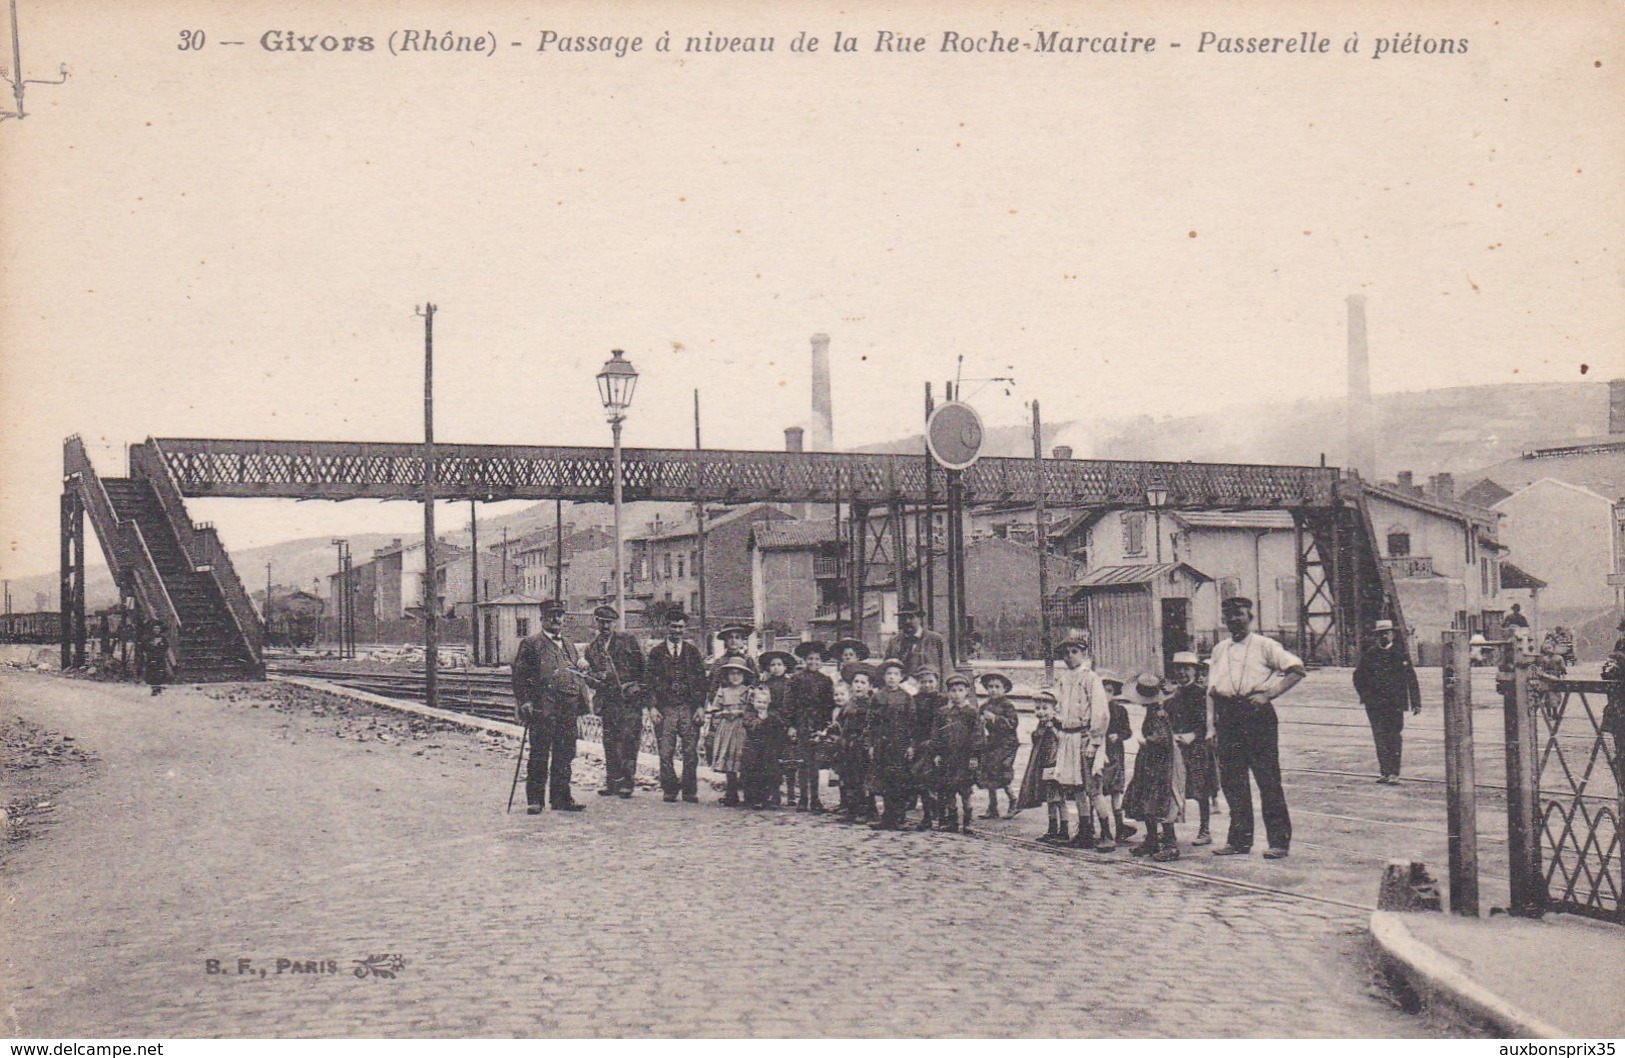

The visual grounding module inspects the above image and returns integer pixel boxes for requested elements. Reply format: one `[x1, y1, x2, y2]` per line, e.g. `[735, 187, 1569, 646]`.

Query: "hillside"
[857, 380, 1611, 480]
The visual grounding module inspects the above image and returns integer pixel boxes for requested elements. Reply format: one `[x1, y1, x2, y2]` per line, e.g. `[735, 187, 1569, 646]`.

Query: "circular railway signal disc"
[926, 401, 985, 471]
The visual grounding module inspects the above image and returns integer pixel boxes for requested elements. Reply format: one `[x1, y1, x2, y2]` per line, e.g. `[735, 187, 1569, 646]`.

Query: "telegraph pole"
[419, 303, 438, 708]
[469, 499, 480, 664]
[1033, 401, 1053, 682]
[694, 389, 708, 648]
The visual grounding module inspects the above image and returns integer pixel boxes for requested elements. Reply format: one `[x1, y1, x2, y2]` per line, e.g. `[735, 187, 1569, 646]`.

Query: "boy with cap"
[930, 671, 983, 833]
[584, 604, 647, 798]
[908, 668, 945, 829]
[977, 672, 1020, 819]
[870, 658, 918, 829]
[786, 641, 837, 811]
[1206, 595, 1306, 859]
[1019, 689, 1067, 841]
[837, 661, 880, 823]
[1052, 632, 1114, 849]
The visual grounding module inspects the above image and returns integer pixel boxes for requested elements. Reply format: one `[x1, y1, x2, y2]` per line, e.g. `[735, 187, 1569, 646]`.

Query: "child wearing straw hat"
[1121, 672, 1187, 861]
[707, 657, 755, 807]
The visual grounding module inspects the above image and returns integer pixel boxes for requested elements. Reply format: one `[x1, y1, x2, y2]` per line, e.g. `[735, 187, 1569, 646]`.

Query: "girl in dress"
[707, 658, 753, 806]
[1169, 651, 1217, 845]
[1098, 671, 1137, 846]
[740, 683, 786, 809]
[1121, 673, 1186, 861]
[977, 672, 1020, 819]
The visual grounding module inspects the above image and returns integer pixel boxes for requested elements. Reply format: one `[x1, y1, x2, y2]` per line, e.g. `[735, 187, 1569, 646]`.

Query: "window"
[1122, 512, 1147, 557]
[516, 617, 530, 638]
[664, 552, 673, 578]
[676, 556, 685, 579]
[690, 549, 699, 573]
[1386, 529, 1411, 558]
[690, 591, 699, 612]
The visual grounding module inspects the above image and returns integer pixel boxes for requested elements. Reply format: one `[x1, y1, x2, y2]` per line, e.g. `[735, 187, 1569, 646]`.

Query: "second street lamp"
[1146, 480, 1170, 564]
[597, 349, 639, 630]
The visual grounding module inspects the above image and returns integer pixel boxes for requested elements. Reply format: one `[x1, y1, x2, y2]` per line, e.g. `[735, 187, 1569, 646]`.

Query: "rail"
[130, 440, 263, 664]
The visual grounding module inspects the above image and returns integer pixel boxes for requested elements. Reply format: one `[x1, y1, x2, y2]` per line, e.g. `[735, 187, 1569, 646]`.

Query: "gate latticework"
[1531, 677, 1623, 923]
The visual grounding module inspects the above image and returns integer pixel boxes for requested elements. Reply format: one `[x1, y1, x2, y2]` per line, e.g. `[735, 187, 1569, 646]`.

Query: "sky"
[2, 0, 1621, 583]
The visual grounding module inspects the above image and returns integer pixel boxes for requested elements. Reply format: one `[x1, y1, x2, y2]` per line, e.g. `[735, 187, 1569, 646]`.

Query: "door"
[1160, 597, 1191, 675]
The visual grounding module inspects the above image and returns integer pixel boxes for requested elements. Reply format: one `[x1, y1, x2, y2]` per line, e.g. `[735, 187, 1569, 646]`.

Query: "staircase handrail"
[130, 441, 264, 661]
[63, 436, 183, 671]
[1345, 474, 1412, 659]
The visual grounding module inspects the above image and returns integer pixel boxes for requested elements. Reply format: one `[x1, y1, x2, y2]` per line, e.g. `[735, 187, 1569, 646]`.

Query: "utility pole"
[265, 562, 273, 639]
[418, 302, 438, 708]
[469, 499, 480, 665]
[1033, 400, 1053, 683]
[694, 389, 707, 648]
[554, 497, 564, 603]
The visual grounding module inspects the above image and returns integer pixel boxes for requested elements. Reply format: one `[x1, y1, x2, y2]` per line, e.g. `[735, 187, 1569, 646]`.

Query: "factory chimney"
[1346, 295, 1375, 479]
[1610, 378, 1625, 435]
[810, 333, 834, 451]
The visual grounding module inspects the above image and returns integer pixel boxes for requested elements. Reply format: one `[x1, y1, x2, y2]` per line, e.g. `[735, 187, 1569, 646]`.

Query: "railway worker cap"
[944, 671, 974, 690]
[1126, 672, 1170, 705]
[831, 638, 871, 661]
[1221, 595, 1254, 615]
[717, 657, 756, 680]
[593, 604, 620, 622]
[977, 671, 1013, 692]
[896, 603, 923, 618]
[539, 599, 566, 616]
[1171, 651, 1200, 667]
[718, 622, 754, 639]
[878, 657, 908, 675]
[793, 640, 829, 660]
[1372, 619, 1395, 633]
[912, 666, 940, 681]
[841, 660, 878, 683]
[759, 650, 796, 672]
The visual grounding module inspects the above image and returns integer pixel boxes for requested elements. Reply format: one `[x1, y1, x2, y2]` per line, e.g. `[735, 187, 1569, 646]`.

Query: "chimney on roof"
[1611, 378, 1625, 434]
[1052, 445, 1073, 461]
[810, 334, 834, 451]
[784, 426, 805, 453]
[1346, 295, 1376, 479]
[1434, 472, 1455, 503]
[1396, 470, 1413, 493]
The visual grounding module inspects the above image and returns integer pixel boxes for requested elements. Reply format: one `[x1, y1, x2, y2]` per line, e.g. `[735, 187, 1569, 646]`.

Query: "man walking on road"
[1205, 595, 1306, 859]
[1352, 619, 1421, 785]
[584, 604, 646, 798]
[511, 599, 590, 814]
[883, 605, 948, 681]
[645, 608, 708, 803]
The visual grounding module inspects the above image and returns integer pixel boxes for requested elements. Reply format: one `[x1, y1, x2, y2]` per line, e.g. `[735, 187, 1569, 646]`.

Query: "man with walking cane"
[510, 599, 590, 815]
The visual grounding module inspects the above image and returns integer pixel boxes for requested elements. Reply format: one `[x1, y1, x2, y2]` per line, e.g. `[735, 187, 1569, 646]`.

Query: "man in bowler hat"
[511, 599, 589, 813]
[645, 608, 708, 802]
[884, 604, 948, 680]
[1353, 619, 1420, 784]
[584, 604, 647, 797]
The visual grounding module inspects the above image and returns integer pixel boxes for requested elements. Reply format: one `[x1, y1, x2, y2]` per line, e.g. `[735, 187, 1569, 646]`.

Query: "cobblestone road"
[0, 671, 1429, 1038]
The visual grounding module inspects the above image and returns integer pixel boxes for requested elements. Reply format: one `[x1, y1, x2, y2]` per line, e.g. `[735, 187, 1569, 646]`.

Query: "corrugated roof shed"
[1070, 562, 1212, 588]
[752, 520, 840, 550]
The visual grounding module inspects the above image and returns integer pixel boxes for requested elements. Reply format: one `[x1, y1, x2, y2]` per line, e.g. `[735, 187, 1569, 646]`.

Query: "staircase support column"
[60, 488, 86, 669]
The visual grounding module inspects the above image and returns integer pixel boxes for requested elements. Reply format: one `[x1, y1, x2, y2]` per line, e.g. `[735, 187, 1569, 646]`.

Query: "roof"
[751, 520, 840, 551]
[1494, 477, 1616, 508]
[1499, 561, 1548, 590]
[1170, 510, 1295, 532]
[1364, 482, 1499, 530]
[1067, 562, 1212, 590]
[476, 593, 546, 607]
[634, 503, 790, 543]
[1466, 441, 1625, 499]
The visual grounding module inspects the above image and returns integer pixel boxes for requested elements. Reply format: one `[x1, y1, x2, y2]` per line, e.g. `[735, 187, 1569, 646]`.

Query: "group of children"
[699, 635, 1225, 859]
[1020, 651, 1221, 862]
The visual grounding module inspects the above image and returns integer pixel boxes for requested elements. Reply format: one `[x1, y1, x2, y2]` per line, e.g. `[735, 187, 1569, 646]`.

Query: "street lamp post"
[597, 349, 639, 631]
[1146, 480, 1170, 564]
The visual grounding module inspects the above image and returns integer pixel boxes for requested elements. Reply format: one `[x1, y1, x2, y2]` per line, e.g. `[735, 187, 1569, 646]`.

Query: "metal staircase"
[63, 437, 262, 680]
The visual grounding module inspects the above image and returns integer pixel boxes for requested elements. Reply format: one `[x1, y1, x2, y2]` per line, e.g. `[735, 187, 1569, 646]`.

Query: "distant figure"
[1504, 603, 1529, 630]
[141, 620, 170, 696]
[1353, 620, 1421, 785]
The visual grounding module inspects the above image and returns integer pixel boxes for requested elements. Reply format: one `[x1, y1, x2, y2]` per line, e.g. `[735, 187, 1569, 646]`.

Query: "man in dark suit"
[883, 605, 948, 682]
[584, 604, 646, 798]
[644, 609, 708, 803]
[511, 599, 589, 813]
[1352, 619, 1421, 784]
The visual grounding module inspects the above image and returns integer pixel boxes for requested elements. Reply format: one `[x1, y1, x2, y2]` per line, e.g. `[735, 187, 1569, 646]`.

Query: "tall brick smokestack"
[1610, 378, 1625, 435]
[810, 333, 833, 452]
[1346, 295, 1375, 479]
